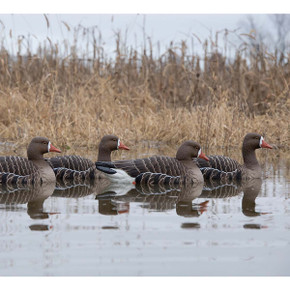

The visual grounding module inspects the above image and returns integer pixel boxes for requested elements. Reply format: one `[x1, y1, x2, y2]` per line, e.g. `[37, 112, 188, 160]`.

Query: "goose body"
[0, 137, 61, 186]
[96, 140, 209, 185]
[196, 133, 273, 180]
[48, 135, 129, 181]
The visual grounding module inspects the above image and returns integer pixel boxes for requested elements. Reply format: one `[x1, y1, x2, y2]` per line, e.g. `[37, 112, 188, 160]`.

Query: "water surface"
[0, 145, 289, 276]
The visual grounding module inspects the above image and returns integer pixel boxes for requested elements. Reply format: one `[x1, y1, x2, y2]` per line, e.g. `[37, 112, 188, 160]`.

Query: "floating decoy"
[196, 133, 273, 181]
[48, 134, 129, 181]
[0, 136, 61, 186]
[96, 140, 209, 185]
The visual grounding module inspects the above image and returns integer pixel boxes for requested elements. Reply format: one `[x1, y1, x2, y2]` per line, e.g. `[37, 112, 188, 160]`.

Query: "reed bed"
[0, 24, 289, 151]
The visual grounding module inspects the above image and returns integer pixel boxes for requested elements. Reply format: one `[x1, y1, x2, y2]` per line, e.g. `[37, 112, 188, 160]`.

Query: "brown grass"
[0, 25, 289, 151]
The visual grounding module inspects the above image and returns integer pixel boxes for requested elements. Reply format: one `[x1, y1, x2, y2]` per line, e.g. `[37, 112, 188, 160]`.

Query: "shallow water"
[0, 145, 289, 276]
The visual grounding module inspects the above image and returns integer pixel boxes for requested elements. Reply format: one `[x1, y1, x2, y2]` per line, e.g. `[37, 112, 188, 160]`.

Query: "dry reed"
[0, 24, 289, 151]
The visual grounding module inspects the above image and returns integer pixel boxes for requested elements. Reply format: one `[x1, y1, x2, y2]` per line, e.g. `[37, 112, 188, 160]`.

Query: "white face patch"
[197, 148, 201, 158]
[48, 141, 51, 152]
[117, 139, 120, 150]
[259, 136, 264, 148]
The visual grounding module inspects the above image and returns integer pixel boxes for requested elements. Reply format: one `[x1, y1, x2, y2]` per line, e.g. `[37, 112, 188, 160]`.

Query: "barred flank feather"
[48, 155, 96, 181]
[196, 155, 240, 172]
[196, 155, 242, 181]
[113, 155, 190, 185]
[200, 167, 242, 182]
[114, 156, 188, 178]
[0, 156, 41, 186]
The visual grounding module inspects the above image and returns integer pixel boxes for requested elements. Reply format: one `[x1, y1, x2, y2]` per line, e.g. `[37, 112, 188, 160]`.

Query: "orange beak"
[49, 144, 61, 153]
[261, 140, 273, 149]
[199, 151, 209, 161]
[118, 141, 129, 151]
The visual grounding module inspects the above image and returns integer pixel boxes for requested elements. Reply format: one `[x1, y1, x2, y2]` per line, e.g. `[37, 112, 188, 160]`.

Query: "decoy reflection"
[0, 182, 55, 231]
[96, 180, 207, 217]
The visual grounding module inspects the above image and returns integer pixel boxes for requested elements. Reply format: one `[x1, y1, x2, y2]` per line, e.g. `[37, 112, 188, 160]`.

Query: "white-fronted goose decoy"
[0, 137, 61, 186]
[196, 133, 273, 181]
[96, 140, 209, 185]
[48, 134, 129, 181]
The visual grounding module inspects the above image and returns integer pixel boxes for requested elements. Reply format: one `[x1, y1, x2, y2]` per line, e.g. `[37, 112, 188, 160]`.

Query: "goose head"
[27, 137, 61, 160]
[243, 133, 273, 151]
[176, 140, 209, 161]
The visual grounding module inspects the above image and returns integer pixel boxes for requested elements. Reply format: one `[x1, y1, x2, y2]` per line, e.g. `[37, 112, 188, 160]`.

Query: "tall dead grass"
[0, 24, 289, 151]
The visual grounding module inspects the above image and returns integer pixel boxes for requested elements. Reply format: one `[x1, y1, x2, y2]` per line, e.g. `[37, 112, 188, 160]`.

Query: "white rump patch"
[197, 148, 201, 158]
[259, 136, 264, 147]
[48, 142, 51, 152]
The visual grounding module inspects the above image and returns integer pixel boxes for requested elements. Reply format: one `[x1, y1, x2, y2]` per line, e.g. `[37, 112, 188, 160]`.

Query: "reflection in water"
[52, 177, 111, 198]
[29, 224, 52, 231]
[241, 178, 267, 217]
[200, 178, 267, 218]
[96, 181, 207, 217]
[200, 179, 242, 198]
[98, 199, 130, 215]
[181, 223, 201, 229]
[0, 174, 268, 223]
[52, 178, 131, 215]
[0, 184, 38, 205]
[243, 224, 267, 230]
[27, 182, 56, 220]
[0, 182, 55, 231]
[175, 183, 206, 217]
[0, 146, 288, 276]
[101, 226, 119, 230]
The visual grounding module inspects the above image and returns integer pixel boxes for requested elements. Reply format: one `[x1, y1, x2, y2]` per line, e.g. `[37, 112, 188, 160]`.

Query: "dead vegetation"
[0, 24, 289, 151]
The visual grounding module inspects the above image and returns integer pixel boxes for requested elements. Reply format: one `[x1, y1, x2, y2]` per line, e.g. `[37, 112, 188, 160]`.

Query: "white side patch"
[117, 139, 120, 150]
[259, 136, 264, 148]
[107, 168, 135, 184]
[48, 142, 51, 152]
[197, 148, 201, 158]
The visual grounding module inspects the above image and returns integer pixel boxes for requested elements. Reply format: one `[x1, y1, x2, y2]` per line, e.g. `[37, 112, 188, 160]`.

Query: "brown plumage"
[196, 133, 273, 181]
[0, 137, 61, 186]
[48, 134, 129, 181]
[97, 140, 209, 185]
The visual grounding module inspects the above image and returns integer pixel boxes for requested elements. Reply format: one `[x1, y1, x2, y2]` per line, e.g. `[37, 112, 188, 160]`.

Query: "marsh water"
[0, 143, 289, 276]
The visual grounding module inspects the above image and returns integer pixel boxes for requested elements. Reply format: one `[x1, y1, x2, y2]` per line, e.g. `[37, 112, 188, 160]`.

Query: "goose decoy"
[0, 136, 61, 186]
[196, 133, 273, 181]
[48, 134, 129, 181]
[96, 140, 209, 185]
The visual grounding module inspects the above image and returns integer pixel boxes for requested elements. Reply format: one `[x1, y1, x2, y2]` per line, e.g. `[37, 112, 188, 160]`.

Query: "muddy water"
[0, 144, 289, 276]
